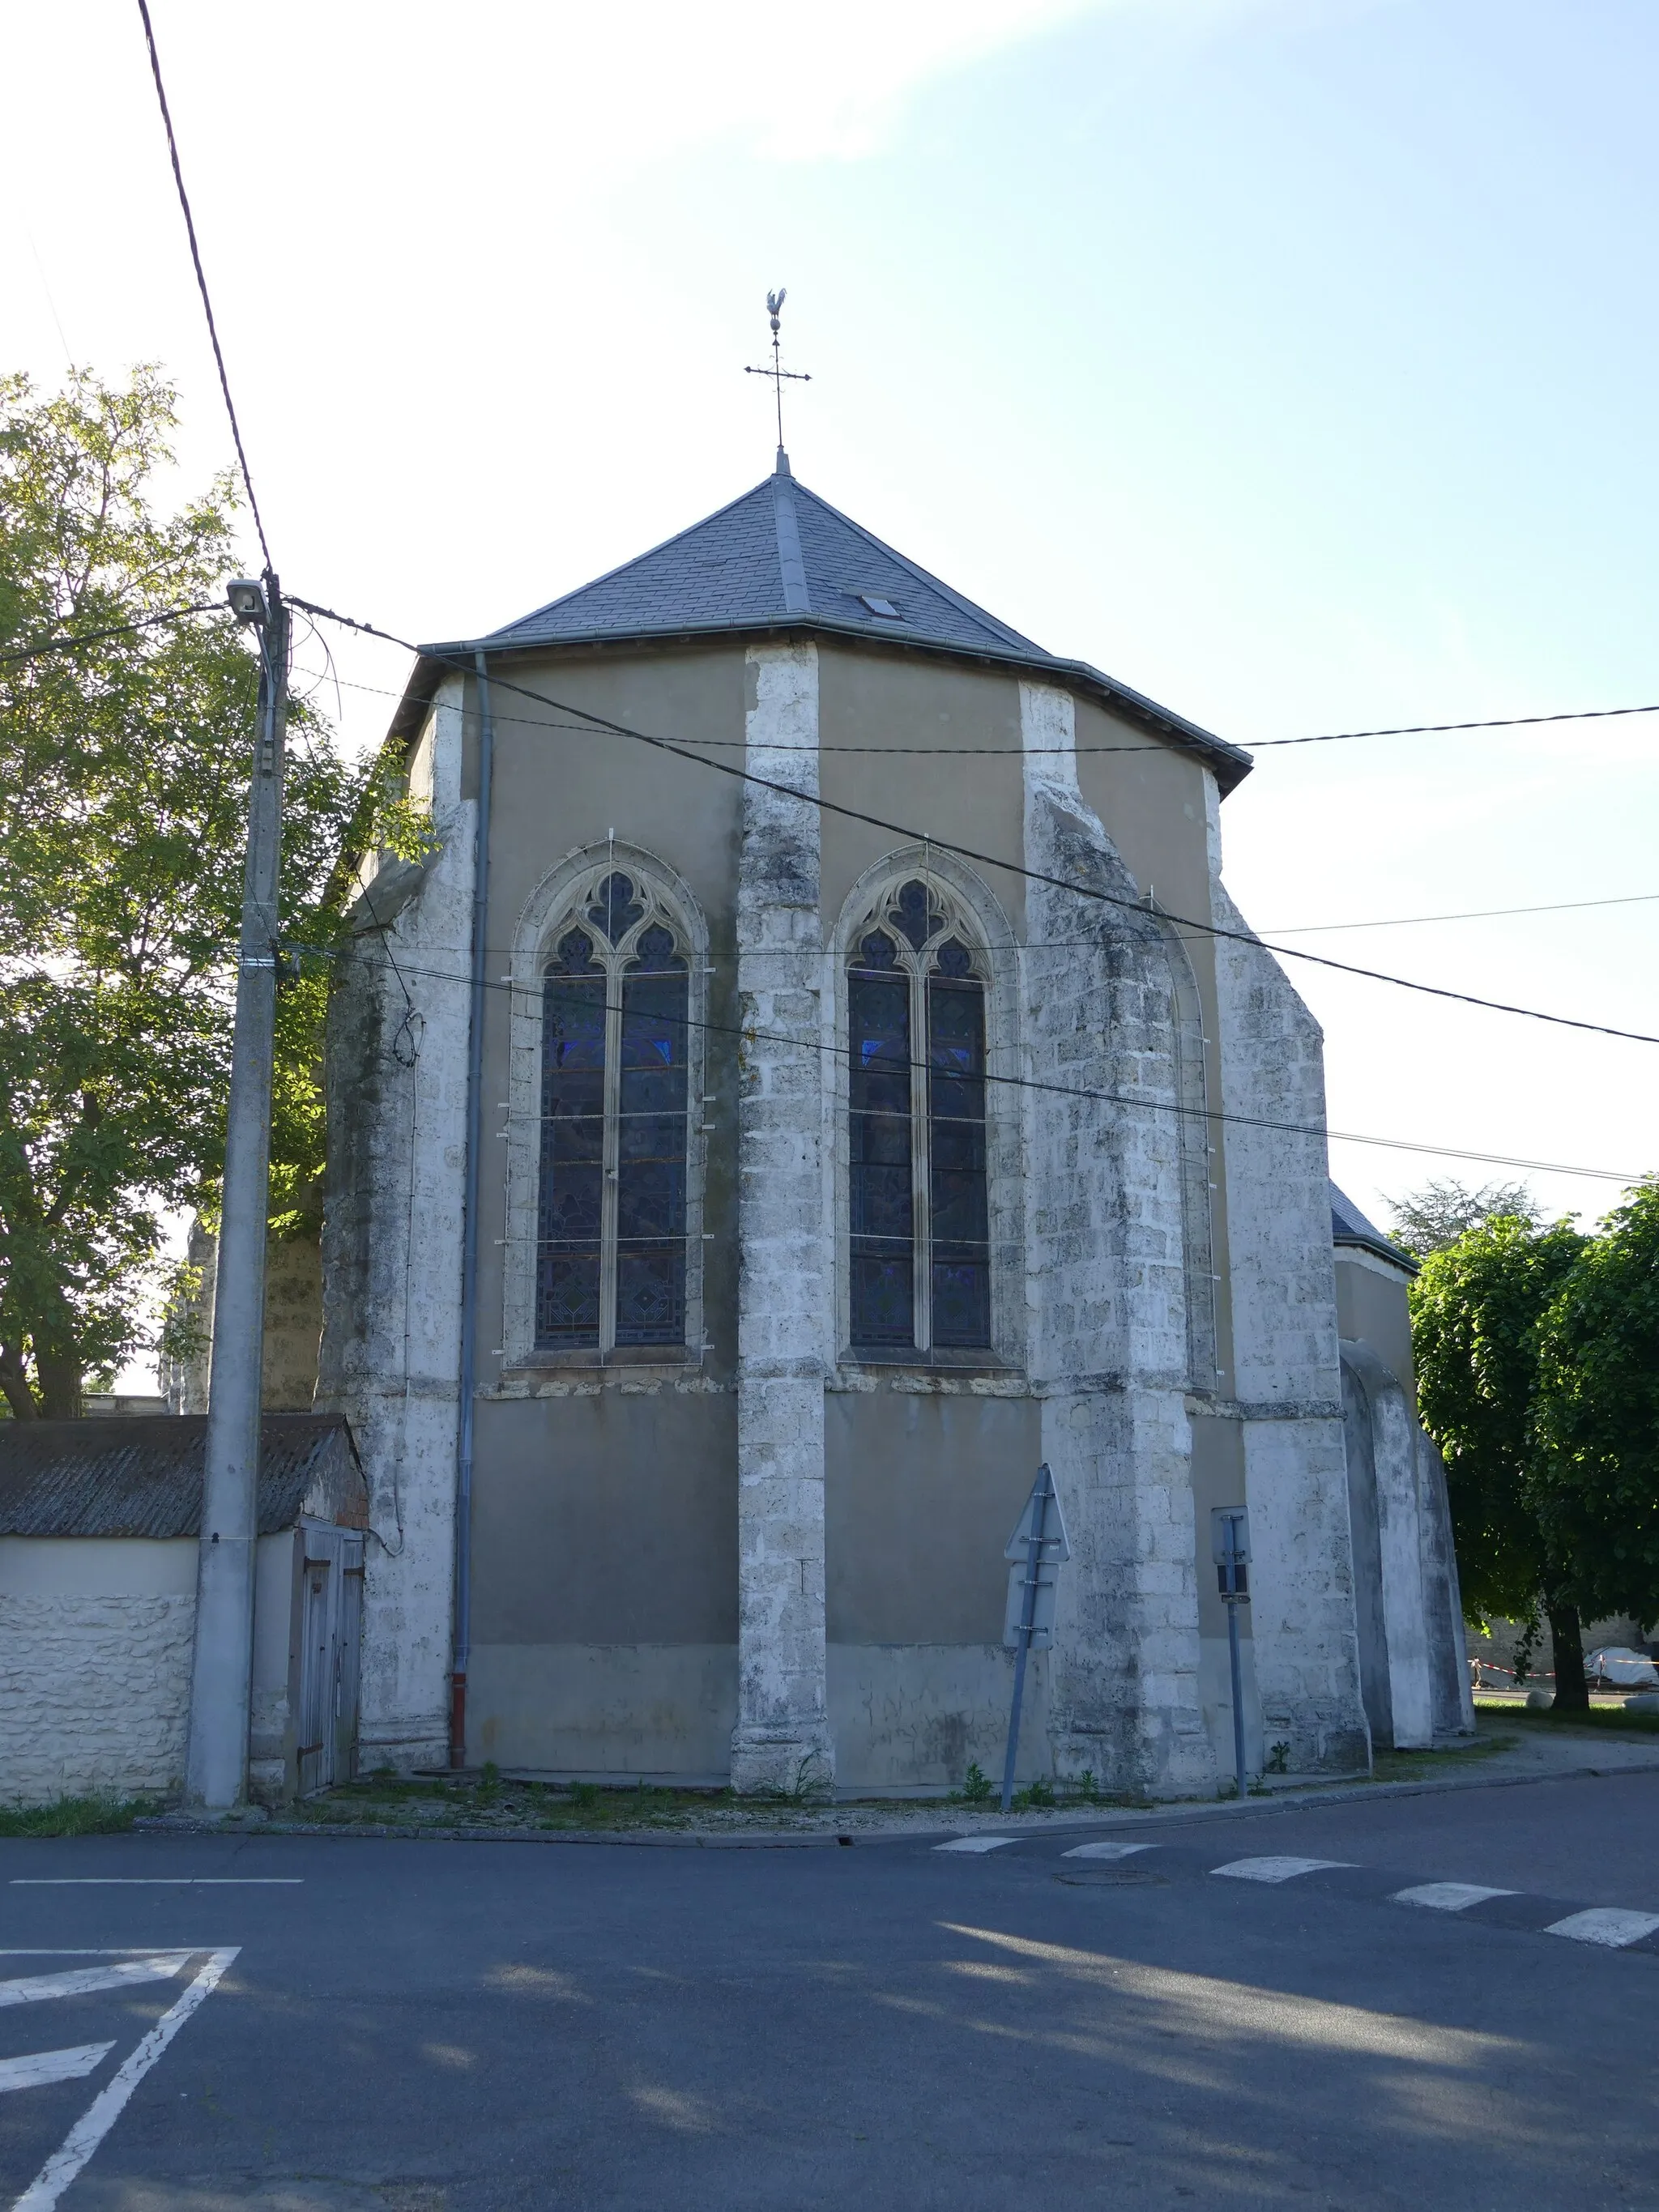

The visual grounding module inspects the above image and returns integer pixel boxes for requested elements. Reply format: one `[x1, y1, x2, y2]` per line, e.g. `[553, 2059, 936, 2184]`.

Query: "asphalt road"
[2, 1771, 1657, 2211]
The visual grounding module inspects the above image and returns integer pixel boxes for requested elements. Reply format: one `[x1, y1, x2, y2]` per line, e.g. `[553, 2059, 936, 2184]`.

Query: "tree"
[1534, 1181, 1659, 1628]
[0, 368, 371, 1417]
[1388, 1176, 1543, 1259]
[1410, 1214, 1591, 1708]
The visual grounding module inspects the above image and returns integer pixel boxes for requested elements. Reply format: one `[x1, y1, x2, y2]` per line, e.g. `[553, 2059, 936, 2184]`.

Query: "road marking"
[11, 1879, 302, 1887]
[934, 1837, 1017, 1854]
[1211, 1856, 1354, 1883]
[1062, 1842, 1154, 1862]
[0, 1958, 189, 2009]
[1544, 1908, 1659, 1948]
[0, 2045, 113, 2095]
[1392, 1882, 1516, 1912]
[13, 1949, 238, 2212]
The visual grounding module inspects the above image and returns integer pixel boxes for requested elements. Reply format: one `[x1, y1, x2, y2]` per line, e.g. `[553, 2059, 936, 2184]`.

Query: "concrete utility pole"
[184, 572, 289, 1812]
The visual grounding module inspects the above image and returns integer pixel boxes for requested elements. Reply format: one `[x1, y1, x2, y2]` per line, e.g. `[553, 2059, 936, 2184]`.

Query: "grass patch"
[1473, 1697, 1659, 1735]
[292, 1772, 734, 1833]
[0, 1793, 157, 1838]
[1371, 1734, 1516, 1783]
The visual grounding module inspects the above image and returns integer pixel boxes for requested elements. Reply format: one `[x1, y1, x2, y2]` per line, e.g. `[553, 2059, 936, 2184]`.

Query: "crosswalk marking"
[0, 1958, 189, 2010]
[934, 1836, 1017, 1854]
[1392, 1882, 1516, 1912]
[1062, 1842, 1154, 1862]
[1544, 1908, 1659, 1948]
[0, 2044, 114, 2095]
[1211, 1856, 1353, 1884]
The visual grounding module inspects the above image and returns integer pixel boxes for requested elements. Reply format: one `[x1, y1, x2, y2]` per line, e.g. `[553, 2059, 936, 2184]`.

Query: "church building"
[318, 438, 1471, 1798]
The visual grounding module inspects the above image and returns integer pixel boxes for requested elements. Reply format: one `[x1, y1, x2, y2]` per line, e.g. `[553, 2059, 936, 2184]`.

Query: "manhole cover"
[1056, 1868, 1168, 1887]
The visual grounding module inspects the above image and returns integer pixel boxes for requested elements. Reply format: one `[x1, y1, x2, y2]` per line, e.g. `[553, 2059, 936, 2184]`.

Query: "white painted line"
[1392, 1882, 1516, 1912]
[1062, 1842, 1154, 1862]
[1211, 1856, 1354, 1884]
[0, 2044, 113, 2095]
[1545, 1908, 1659, 1949]
[10, 1879, 302, 1887]
[13, 1948, 237, 2212]
[0, 1958, 190, 2010]
[934, 1836, 1017, 1854]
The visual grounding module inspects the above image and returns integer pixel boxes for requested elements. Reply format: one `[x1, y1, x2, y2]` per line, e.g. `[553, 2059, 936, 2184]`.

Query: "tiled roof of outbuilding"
[1330, 1182, 1417, 1274]
[0, 1414, 367, 1540]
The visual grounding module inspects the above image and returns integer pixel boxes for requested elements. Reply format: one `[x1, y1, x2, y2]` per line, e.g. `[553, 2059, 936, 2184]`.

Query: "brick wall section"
[1021, 682, 1214, 1796]
[731, 641, 836, 1793]
[1212, 885, 1371, 1774]
[0, 1596, 193, 1802]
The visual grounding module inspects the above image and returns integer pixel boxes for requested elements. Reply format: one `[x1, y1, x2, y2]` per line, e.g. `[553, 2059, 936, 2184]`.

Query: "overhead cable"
[0, 600, 223, 667]
[134, 0, 273, 571]
[290, 597, 1659, 1050]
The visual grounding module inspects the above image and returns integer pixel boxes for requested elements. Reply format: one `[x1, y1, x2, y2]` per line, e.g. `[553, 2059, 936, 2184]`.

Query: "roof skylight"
[857, 592, 903, 620]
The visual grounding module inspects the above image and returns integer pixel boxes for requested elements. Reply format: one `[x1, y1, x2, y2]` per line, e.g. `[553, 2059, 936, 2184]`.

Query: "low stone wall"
[0, 1592, 194, 1803]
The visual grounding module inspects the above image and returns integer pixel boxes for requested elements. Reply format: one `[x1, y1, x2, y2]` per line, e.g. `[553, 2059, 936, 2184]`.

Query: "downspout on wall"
[450, 654, 494, 1765]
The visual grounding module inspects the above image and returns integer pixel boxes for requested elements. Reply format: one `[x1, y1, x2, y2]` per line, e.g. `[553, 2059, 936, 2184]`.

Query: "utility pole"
[184, 572, 288, 1812]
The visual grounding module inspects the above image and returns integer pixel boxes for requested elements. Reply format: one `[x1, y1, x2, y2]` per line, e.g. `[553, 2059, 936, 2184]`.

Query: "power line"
[298, 666, 1659, 759]
[1264, 891, 1659, 936]
[292, 596, 1659, 1051]
[353, 945, 1647, 1187]
[134, 0, 273, 572]
[0, 600, 222, 667]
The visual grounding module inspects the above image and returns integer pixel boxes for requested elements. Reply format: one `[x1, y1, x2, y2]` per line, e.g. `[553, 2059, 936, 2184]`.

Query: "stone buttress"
[318, 675, 473, 1775]
[1020, 682, 1215, 1796]
[731, 641, 835, 1793]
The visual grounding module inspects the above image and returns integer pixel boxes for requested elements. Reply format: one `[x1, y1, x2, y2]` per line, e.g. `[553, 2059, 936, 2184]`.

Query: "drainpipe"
[450, 652, 494, 1766]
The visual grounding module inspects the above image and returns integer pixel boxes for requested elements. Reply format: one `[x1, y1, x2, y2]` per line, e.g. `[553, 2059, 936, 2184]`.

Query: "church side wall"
[459, 646, 747, 1777]
[319, 678, 472, 1775]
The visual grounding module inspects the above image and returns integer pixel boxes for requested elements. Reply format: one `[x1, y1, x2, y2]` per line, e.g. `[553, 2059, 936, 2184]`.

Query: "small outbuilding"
[0, 1413, 368, 1806]
[1331, 1186, 1474, 1748]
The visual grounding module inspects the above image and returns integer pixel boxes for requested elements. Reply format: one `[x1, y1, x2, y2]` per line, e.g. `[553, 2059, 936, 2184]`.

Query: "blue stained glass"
[616, 949, 688, 1345]
[850, 964, 914, 1348]
[588, 873, 645, 944]
[893, 879, 937, 950]
[928, 969, 990, 1347]
[539, 963, 607, 1345]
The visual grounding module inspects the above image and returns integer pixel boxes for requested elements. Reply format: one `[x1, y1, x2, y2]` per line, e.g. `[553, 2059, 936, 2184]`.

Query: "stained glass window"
[537, 876, 690, 1352]
[848, 883, 992, 1354]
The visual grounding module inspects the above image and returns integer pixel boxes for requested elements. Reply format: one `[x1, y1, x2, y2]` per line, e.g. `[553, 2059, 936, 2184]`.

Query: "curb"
[129, 1752, 1659, 1851]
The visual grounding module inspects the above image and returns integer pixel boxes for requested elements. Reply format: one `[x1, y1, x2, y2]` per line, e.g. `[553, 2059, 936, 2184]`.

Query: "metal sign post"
[1212, 1507, 1252, 1796]
[1000, 1464, 1070, 1813]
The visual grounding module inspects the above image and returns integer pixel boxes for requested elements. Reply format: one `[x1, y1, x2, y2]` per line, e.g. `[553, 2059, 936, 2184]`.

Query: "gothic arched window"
[538, 870, 690, 1350]
[847, 876, 991, 1353]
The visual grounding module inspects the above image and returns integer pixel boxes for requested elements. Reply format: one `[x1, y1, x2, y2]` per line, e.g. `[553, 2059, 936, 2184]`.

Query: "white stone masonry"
[1020, 682, 1214, 1798]
[731, 642, 835, 1795]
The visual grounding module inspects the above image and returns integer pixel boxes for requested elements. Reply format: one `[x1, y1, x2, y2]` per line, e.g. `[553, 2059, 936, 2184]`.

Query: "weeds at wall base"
[0, 1793, 158, 1838]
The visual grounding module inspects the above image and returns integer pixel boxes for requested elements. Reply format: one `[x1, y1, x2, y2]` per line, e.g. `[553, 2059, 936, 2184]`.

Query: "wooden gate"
[296, 1520, 365, 1796]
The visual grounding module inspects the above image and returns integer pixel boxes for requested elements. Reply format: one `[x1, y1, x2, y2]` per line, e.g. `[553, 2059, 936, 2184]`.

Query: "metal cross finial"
[745, 287, 812, 473]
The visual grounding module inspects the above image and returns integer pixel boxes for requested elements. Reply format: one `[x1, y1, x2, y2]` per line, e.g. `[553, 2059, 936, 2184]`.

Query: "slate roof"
[0, 1414, 367, 1540]
[1330, 1182, 1416, 1274]
[403, 464, 1252, 792]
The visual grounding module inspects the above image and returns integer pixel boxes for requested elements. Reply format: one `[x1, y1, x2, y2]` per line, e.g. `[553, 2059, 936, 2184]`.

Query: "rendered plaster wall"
[467, 1645, 737, 1779]
[318, 675, 473, 1774]
[1212, 889, 1371, 1775]
[1334, 1248, 1417, 1397]
[829, 1646, 1054, 1792]
[1021, 682, 1214, 1798]
[0, 1533, 295, 1804]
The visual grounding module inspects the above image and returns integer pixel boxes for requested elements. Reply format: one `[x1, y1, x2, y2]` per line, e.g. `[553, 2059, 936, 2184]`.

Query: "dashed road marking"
[1544, 1908, 1659, 1949]
[1062, 1842, 1155, 1862]
[1211, 1856, 1354, 1884]
[934, 1836, 1017, 1854]
[0, 2045, 113, 2095]
[1392, 1882, 1517, 1912]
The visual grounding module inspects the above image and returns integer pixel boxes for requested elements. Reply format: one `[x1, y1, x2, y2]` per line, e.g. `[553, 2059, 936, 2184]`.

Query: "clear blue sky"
[5, 0, 1656, 1255]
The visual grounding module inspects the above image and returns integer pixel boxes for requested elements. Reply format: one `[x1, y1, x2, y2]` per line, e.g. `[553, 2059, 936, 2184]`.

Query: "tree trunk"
[0, 1344, 38, 1421]
[1546, 1597, 1589, 1712]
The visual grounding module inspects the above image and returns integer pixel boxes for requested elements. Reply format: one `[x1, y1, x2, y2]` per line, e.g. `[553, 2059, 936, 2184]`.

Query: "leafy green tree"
[1534, 1181, 1659, 1627]
[0, 367, 369, 1418]
[1388, 1176, 1542, 1259]
[1411, 1215, 1590, 1708]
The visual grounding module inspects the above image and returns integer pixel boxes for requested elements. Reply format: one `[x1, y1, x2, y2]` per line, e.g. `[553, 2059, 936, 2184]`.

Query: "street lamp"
[226, 578, 267, 625]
